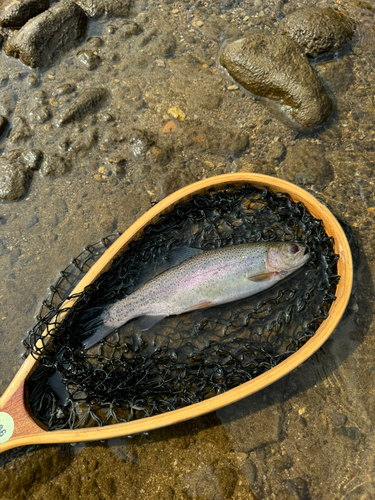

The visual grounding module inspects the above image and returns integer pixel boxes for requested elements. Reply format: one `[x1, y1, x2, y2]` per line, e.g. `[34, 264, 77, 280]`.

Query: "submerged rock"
[220, 33, 332, 130]
[0, 159, 27, 200]
[56, 88, 108, 126]
[40, 154, 70, 177]
[279, 7, 354, 57]
[76, 50, 101, 70]
[281, 139, 334, 188]
[0, 0, 49, 28]
[8, 116, 31, 143]
[4, 0, 87, 68]
[74, 0, 134, 18]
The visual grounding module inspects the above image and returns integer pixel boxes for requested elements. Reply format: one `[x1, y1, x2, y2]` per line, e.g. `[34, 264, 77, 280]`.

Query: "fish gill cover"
[24, 184, 339, 430]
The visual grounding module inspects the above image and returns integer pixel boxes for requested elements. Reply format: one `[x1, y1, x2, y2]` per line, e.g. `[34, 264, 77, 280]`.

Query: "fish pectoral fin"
[138, 314, 168, 331]
[248, 272, 276, 282]
[184, 301, 212, 312]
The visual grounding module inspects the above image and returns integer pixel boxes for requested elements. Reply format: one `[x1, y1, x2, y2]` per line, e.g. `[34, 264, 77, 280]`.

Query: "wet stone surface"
[279, 6, 355, 57]
[0, 0, 374, 498]
[4, 0, 87, 68]
[220, 32, 333, 130]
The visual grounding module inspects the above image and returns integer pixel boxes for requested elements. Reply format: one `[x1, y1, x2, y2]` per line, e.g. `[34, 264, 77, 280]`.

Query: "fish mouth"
[292, 244, 310, 269]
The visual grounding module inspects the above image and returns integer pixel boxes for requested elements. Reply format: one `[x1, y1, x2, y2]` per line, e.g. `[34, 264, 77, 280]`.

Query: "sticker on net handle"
[0, 412, 14, 444]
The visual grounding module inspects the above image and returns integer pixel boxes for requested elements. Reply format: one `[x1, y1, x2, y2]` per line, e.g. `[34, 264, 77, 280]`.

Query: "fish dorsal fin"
[248, 272, 275, 282]
[167, 246, 203, 265]
[138, 314, 168, 331]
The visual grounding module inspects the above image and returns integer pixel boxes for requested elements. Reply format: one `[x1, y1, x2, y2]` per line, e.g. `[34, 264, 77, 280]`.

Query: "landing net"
[24, 184, 339, 430]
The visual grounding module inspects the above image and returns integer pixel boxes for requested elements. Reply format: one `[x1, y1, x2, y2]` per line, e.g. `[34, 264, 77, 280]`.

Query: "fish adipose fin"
[138, 314, 168, 331]
[248, 272, 276, 282]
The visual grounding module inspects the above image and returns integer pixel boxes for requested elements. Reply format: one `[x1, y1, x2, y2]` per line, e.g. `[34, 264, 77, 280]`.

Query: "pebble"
[26, 74, 38, 87]
[55, 83, 75, 95]
[167, 107, 185, 121]
[162, 120, 177, 133]
[40, 154, 70, 176]
[86, 37, 103, 48]
[8, 116, 30, 143]
[117, 22, 141, 39]
[28, 105, 51, 124]
[22, 149, 43, 170]
[76, 50, 101, 70]
[220, 32, 333, 130]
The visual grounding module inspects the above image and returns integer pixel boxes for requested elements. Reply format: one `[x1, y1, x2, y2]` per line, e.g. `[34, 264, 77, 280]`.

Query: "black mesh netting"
[24, 184, 339, 430]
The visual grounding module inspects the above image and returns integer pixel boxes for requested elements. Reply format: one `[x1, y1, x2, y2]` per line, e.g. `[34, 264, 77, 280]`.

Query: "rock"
[158, 165, 197, 199]
[76, 50, 101, 70]
[56, 88, 108, 126]
[281, 139, 334, 189]
[86, 36, 103, 48]
[197, 92, 222, 110]
[26, 74, 38, 87]
[0, 0, 49, 27]
[31, 89, 48, 105]
[217, 395, 283, 451]
[185, 125, 248, 156]
[128, 128, 154, 160]
[153, 32, 176, 57]
[278, 7, 354, 57]
[28, 105, 50, 124]
[8, 116, 30, 143]
[22, 149, 43, 170]
[74, 0, 134, 18]
[4, 0, 87, 68]
[71, 128, 98, 152]
[220, 32, 333, 130]
[182, 465, 223, 499]
[316, 56, 355, 94]
[117, 22, 141, 39]
[0, 159, 27, 200]
[0, 72, 8, 86]
[55, 83, 75, 95]
[40, 154, 70, 176]
[0, 115, 7, 136]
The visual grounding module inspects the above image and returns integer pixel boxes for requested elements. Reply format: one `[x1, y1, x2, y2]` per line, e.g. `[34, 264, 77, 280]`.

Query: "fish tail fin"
[81, 308, 116, 349]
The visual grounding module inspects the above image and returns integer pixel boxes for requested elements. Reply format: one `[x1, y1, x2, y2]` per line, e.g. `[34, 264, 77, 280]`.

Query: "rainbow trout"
[83, 242, 309, 348]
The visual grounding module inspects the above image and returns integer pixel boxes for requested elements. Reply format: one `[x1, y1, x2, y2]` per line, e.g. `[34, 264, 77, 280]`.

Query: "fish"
[82, 242, 310, 349]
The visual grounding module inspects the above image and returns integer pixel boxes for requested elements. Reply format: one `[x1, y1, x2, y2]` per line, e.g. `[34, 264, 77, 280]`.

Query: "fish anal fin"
[185, 301, 212, 312]
[248, 272, 276, 282]
[138, 314, 168, 331]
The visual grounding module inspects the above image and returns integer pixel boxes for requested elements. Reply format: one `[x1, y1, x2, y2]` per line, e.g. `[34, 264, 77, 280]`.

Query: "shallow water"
[0, 0, 375, 498]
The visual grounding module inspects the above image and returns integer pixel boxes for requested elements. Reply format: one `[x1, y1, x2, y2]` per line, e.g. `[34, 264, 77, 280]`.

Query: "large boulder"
[4, 0, 87, 68]
[0, 0, 49, 28]
[220, 32, 332, 130]
[278, 7, 354, 57]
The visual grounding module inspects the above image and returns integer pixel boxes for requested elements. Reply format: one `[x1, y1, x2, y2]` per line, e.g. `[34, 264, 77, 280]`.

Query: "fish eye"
[291, 244, 299, 254]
